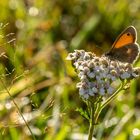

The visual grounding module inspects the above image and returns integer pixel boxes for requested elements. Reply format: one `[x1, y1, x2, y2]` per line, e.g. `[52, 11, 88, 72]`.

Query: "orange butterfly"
[105, 26, 140, 63]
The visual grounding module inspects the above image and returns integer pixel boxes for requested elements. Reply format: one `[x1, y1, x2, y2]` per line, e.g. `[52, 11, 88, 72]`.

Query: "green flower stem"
[88, 102, 95, 140]
[87, 81, 126, 140]
[94, 82, 125, 124]
[0, 78, 36, 140]
[94, 101, 101, 124]
[94, 96, 102, 121]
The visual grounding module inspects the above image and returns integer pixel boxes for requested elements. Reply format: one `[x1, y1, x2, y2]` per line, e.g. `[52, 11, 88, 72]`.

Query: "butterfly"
[105, 26, 140, 63]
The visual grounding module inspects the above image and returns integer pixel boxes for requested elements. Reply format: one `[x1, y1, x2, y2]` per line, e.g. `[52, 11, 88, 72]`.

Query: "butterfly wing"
[106, 43, 139, 63]
[105, 26, 139, 63]
[111, 26, 137, 49]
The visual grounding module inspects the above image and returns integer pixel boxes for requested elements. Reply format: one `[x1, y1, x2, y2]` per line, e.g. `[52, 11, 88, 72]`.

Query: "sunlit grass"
[0, 0, 140, 140]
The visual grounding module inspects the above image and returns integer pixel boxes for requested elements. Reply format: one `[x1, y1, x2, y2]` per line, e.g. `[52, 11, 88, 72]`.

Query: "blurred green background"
[0, 0, 140, 140]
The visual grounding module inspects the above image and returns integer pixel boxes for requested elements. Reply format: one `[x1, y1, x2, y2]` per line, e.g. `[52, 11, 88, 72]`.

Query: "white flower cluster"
[67, 50, 140, 99]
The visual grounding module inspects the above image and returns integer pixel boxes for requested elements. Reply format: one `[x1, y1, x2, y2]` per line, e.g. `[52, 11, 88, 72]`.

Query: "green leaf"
[76, 107, 90, 121]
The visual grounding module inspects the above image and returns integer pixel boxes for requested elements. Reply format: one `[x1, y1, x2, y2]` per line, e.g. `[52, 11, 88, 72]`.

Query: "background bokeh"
[0, 0, 140, 140]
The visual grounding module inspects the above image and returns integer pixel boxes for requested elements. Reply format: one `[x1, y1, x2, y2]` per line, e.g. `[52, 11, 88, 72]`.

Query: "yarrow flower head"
[67, 50, 140, 100]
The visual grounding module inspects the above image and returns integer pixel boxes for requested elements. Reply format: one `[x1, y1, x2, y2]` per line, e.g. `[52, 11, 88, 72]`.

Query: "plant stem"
[94, 82, 124, 123]
[101, 82, 124, 109]
[0, 78, 36, 140]
[88, 102, 95, 140]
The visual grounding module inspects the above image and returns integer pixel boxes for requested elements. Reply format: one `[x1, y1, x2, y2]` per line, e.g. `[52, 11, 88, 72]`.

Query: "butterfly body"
[105, 26, 140, 63]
